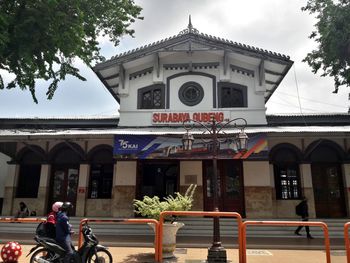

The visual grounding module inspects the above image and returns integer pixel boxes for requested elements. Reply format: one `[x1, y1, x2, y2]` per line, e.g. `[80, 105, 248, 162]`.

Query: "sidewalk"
[12, 245, 347, 263]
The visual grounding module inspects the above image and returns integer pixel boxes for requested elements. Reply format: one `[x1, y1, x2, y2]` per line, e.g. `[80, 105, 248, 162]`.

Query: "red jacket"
[46, 211, 57, 224]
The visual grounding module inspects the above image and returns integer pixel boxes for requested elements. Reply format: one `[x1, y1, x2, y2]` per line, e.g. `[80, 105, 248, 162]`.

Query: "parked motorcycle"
[27, 222, 112, 263]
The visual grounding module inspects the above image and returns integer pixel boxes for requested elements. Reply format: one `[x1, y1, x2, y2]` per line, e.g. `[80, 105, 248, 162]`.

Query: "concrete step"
[0, 233, 345, 250]
[0, 218, 348, 250]
[0, 217, 347, 238]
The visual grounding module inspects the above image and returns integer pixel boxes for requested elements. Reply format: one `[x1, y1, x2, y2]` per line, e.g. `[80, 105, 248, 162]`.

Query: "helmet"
[60, 202, 73, 211]
[52, 201, 63, 212]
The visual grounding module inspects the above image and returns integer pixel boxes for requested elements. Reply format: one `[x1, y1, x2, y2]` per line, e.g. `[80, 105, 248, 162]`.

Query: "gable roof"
[93, 21, 293, 103]
[95, 31, 292, 68]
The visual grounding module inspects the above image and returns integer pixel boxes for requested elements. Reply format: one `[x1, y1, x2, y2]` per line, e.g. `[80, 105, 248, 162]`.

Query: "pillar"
[36, 164, 51, 215]
[2, 164, 19, 216]
[112, 161, 137, 217]
[342, 163, 350, 216]
[300, 164, 316, 218]
[179, 161, 203, 210]
[75, 164, 89, 217]
[244, 161, 273, 218]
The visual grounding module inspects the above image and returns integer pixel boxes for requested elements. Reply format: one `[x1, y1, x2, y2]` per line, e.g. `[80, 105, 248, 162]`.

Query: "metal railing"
[158, 211, 242, 263]
[241, 220, 331, 263]
[0, 215, 338, 263]
[0, 217, 46, 223]
[344, 222, 350, 263]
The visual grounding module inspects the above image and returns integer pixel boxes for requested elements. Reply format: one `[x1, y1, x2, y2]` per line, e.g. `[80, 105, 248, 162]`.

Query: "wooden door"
[137, 161, 179, 200]
[50, 166, 79, 215]
[203, 160, 245, 216]
[311, 163, 346, 218]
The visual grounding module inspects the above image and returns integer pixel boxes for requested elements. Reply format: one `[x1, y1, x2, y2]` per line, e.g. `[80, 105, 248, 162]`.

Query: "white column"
[39, 165, 50, 187]
[342, 163, 350, 216]
[300, 164, 316, 218]
[115, 161, 137, 186]
[36, 164, 50, 215]
[243, 161, 273, 218]
[180, 161, 203, 210]
[112, 161, 137, 217]
[2, 164, 19, 215]
[180, 161, 202, 186]
[76, 164, 89, 216]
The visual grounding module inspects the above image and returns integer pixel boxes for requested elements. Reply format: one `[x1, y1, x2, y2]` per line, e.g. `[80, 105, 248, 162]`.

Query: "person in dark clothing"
[15, 202, 29, 218]
[55, 202, 74, 261]
[295, 197, 314, 239]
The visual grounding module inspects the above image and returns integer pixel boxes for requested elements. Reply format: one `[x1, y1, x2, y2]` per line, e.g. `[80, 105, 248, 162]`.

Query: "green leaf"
[133, 184, 197, 221]
[302, 0, 350, 90]
[0, 0, 142, 102]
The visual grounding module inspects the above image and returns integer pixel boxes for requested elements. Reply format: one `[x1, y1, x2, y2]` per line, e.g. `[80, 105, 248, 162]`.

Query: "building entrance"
[203, 160, 245, 216]
[311, 163, 346, 218]
[137, 161, 179, 200]
[48, 142, 84, 216]
[49, 166, 79, 216]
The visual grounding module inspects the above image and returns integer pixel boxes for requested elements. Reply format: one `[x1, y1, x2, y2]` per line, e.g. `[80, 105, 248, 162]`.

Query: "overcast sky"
[0, 0, 348, 118]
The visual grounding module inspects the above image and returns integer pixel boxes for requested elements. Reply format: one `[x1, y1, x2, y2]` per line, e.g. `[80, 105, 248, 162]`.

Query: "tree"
[0, 0, 142, 103]
[302, 0, 350, 93]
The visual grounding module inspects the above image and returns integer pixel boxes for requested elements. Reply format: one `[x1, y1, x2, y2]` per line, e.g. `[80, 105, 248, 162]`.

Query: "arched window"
[88, 147, 114, 199]
[137, 84, 165, 109]
[271, 145, 302, 200]
[16, 146, 45, 198]
[218, 82, 247, 108]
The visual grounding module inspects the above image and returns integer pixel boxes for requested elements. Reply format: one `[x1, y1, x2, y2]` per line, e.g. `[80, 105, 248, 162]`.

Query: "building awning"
[0, 125, 350, 139]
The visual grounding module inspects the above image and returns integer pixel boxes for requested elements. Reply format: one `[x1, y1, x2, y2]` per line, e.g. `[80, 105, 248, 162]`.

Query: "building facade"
[0, 22, 350, 219]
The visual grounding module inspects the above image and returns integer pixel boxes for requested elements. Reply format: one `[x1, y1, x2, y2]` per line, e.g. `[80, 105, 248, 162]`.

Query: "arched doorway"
[203, 160, 245, 216]
[49, 143, 85, 216]
[307, 140, 346, 218]
[16, 145, 45, 198]
[270, 143, 302, 200]
[87, 145, 114, 199]
[136, 160, 179, 200]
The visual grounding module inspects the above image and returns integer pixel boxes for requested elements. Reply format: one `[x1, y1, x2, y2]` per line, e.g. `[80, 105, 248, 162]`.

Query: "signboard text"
[152, 112, 224, 124]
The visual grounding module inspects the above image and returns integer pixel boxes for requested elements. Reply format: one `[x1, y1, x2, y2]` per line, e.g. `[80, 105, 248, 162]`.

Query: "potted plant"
[133, 184, 197, 258]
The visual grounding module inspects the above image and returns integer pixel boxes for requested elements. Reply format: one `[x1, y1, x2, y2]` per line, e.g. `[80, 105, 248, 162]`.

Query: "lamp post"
[182, 116, 248, 263]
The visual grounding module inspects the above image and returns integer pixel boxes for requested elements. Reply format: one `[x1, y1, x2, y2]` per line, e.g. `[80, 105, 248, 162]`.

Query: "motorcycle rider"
[46, 201, 63, 238]
[55, 202, 74, 261]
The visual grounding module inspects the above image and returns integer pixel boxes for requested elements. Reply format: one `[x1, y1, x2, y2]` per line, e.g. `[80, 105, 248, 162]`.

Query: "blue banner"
[114, 134, 268, 159]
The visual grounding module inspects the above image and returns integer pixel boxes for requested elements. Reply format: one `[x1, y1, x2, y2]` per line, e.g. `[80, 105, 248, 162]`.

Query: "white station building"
[1, 21, 350, 219]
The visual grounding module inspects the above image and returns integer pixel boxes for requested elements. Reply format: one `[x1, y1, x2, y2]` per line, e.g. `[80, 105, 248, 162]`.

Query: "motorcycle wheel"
[87, 248, 112, 263]
[29, 248, 54, 263]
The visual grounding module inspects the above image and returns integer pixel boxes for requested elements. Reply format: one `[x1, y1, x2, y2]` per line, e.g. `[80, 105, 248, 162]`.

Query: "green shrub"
[133, 184, 197, 222]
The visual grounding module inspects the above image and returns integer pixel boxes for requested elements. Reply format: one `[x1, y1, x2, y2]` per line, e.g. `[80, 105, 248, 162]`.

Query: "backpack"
[295, 202, 303, 216]
[35, 222, 48, 237]
[36, 222, 57, 238]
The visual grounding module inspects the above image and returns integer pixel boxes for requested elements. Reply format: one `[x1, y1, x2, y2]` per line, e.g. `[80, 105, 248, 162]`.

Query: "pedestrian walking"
[295, 197, 314, 239]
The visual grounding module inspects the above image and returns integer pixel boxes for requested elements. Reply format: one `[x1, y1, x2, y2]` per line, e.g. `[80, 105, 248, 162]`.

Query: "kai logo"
[118, 139, 138, 149]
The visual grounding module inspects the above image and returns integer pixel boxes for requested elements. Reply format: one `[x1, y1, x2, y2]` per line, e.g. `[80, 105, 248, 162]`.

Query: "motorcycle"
[27, 222, 112, 263]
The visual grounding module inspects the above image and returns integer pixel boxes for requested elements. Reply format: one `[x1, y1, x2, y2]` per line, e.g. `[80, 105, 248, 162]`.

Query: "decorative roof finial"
[178, 15, 199, 35]
[188, 15, 193, 30]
